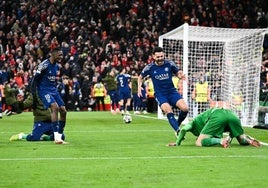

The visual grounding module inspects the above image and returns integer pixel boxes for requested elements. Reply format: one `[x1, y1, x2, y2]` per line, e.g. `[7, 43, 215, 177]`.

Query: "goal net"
[158, 23, 268, 127]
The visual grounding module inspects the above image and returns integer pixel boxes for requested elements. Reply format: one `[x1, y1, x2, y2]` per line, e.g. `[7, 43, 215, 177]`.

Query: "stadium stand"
[0, 0, 267, 112]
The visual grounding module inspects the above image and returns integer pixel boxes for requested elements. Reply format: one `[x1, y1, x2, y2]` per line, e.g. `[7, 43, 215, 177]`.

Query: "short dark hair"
[152, 46, 164, 54]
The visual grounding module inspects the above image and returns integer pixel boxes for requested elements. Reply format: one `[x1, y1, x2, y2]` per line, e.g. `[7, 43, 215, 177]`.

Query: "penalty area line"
[0, 155, 268, 161]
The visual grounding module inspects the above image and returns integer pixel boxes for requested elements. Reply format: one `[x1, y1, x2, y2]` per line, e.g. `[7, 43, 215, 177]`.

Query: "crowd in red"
[0, 0, 267, 111]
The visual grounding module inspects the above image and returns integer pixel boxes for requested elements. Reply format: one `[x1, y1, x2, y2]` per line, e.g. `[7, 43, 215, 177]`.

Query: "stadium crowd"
[0, 0, 268, 114]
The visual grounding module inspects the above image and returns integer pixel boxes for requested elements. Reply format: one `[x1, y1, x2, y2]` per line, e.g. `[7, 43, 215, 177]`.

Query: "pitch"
[0, 111, 268, 187]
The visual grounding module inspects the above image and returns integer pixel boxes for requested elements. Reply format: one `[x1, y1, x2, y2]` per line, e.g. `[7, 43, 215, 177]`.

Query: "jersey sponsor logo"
[47, 75, 56, 81]
[155, 73, 169, 80]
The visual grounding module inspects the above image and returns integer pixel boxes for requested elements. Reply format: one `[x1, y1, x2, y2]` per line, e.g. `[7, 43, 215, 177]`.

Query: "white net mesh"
[159, 23, 268, 126]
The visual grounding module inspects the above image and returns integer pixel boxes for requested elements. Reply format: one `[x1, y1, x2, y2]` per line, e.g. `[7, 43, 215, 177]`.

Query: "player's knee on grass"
[195, 139, 202, 147]
[196, 134, 208, 146]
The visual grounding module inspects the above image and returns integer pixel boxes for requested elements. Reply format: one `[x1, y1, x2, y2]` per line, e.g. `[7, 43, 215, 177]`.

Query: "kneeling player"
[9, 93, 67, 144]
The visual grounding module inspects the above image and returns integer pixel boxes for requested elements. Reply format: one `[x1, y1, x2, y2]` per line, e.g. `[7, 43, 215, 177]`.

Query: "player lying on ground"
[9, 93, 67, 143]
[168, 108, 261, 148]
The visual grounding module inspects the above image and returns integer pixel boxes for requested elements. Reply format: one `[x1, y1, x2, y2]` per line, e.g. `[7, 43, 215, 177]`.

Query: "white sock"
[58, 133, 63, 140]
[54, 132, 61, 140]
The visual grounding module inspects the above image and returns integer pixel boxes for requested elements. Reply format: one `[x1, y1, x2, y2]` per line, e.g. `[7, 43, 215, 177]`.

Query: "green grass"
[1, 111, 268, 188]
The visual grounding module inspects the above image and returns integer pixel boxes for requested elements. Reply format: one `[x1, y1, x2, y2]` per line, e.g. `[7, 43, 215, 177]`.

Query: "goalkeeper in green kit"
[168, 108, 261, 148]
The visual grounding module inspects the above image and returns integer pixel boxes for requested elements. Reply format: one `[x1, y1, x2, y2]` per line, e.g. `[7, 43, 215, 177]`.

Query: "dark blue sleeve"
[30, 73, 41, 95]
[30, 73, 43, 109]
[170, 61, 179, 74]
[30, 60, 48, 94]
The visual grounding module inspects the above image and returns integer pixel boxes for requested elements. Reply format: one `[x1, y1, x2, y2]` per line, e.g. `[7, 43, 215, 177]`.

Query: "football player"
[137, 47, 188, 135]
[9, 92, 67, 143]
[30, 47, 67, 144]
[168, 108, 261, 148]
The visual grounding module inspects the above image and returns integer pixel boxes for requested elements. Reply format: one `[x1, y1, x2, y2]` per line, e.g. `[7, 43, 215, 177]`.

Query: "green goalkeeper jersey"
[4, 84, 51, 123]
[189, 108, 215, 136]
[21, 94, 51, 123]
[176, 108, 244, 145]
[4, 85, 18, 105]
[176, 109, 213, 145]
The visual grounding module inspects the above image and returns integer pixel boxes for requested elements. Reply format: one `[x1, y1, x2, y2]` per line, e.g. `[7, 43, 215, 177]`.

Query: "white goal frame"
[158, 23, 268, 127]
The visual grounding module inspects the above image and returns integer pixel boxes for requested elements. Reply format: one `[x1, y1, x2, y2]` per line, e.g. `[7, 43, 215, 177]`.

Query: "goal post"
[158, 23, 268, 127]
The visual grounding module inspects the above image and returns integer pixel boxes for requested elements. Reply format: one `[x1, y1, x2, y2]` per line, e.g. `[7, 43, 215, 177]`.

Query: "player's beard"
[155, 59, 164, 66]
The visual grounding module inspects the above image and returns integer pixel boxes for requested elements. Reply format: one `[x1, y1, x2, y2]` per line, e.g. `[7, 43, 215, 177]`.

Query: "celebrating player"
[30, 47, 67, 144]
[137, 47, 188, 135]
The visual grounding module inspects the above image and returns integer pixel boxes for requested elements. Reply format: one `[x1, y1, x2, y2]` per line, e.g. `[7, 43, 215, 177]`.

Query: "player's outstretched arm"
[167, 123, 193, 146]
[176, 123, 193, 145]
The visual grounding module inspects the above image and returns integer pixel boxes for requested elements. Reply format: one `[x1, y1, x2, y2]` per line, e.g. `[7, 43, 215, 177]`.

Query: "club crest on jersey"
[165, 67, 169, 72]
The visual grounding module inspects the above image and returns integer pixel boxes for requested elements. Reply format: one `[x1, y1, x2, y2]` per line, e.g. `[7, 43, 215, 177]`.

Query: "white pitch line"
[68, 130, 170, 133]
[0, 130, 171, 134]
[0, 155, 268, 161]
[260, 141, 268, 146]
[132, 114, 167, 120]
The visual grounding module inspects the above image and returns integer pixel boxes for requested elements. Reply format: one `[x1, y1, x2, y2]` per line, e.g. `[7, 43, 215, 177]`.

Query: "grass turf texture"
[0, 111, 268, 188]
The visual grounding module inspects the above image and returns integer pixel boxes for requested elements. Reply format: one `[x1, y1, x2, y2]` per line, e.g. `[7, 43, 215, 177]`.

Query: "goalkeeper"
[168, 108, 261, 148]
[9, 92, 66, 142]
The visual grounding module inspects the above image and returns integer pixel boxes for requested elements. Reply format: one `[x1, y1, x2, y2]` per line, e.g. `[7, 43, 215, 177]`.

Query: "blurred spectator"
[72, 76, 81, 111]
[191, 76, 211, 114]
[80, 74, 92, 110]
[0, 0, 266, 112]
[144, 77, 157, 113]
[92, 78, 107, 111]
[102, 68, 119, 113]
[57, 75, 72, 110]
